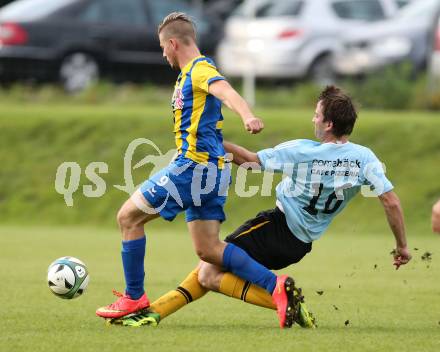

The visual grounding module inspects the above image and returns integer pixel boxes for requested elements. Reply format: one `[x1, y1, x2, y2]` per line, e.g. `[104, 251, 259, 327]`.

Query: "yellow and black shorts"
[224, 207, 312, 270]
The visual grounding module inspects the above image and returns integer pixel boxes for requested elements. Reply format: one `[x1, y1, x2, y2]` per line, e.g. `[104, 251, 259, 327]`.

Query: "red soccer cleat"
[96, 290, 150, 319]
[272, 275, 303, 328]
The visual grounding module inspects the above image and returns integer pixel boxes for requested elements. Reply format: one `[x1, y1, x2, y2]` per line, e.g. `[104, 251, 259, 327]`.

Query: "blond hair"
[158, 12, 196, 45]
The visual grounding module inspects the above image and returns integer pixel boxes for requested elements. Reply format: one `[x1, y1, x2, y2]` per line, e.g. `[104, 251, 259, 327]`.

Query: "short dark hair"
[318, 86, 357, 137]
[158, 12, 196, 45]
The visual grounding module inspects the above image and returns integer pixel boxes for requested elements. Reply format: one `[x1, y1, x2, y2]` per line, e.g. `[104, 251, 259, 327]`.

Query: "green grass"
[1, 76, 439, 110]
[1, 102, 439, 235]
[1, 79, 440, 352]
[1, 226, 439, 352]
[1, 100, 439, 350]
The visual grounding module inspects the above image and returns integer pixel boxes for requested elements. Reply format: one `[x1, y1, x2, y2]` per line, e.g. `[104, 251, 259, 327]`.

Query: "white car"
[429, 8, 440, 79]
[217, 0, 407, 83]
[334, 0, 440, 76]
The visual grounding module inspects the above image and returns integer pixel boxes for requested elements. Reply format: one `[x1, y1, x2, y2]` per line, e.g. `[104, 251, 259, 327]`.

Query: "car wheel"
[309, 54, 335, 86]
[59, 52, 99, 93]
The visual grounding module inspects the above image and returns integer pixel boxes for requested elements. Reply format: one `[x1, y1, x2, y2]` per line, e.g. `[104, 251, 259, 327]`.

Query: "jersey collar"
[181, 55, 205, 75]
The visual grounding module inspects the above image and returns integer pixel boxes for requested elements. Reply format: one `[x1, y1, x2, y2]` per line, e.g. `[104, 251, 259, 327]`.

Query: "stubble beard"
[170, 56, 179, 70]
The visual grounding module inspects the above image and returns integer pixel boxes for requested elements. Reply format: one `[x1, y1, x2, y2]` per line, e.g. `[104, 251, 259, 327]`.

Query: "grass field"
[1, 102, 439, 231]
[1, 99, 439, 351]
[1, 226, 439, 352]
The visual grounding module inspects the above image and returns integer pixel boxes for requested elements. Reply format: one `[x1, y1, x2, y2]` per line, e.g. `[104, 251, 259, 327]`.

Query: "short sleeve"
[257, 140, 302, 172]
[362, 149, 394, 195]
[191, 60, 225, 93]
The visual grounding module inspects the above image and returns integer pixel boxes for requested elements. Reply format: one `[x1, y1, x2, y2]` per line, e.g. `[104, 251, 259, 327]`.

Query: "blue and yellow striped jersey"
[171, 55, 226, 168]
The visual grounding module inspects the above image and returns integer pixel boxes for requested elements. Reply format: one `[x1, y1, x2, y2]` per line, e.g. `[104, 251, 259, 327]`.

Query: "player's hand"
[244, 117, 264, 134]
[393, 246, 411, 270]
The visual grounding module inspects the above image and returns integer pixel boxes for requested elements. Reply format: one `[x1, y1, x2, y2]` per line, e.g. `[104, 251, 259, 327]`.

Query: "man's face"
[159, 33, 179, 70]
[312, 100, 331, 140]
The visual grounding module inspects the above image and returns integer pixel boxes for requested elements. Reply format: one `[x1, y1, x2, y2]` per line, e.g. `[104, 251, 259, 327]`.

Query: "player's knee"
[117, 206, 140, 230]
[194, 240, 221, 263]
[195, 248, 212, 263]
[116, 209, 127, 230]
[197, 246, 223, 264]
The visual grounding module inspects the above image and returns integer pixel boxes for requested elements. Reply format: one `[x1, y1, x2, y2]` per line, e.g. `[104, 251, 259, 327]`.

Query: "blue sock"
[121, 236, 146, 300]
[223, 243, 277, 294]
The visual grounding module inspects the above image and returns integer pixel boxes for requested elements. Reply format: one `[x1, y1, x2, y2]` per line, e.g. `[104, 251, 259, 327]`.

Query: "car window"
[331, 0, 386, 21]
[81, 0, 148, 26]
[147, 0, 208, 33]
[396, 0, 439, 21]
[233, 0, 303, 18]
[0, 0, 76, 21]
[395, 0, 411, 9]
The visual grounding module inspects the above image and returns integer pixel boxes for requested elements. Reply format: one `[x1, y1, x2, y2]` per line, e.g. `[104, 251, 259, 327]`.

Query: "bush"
[341, 63, 415, 110]
[0, 65, 439, 110]
[339, 63, 440, 111]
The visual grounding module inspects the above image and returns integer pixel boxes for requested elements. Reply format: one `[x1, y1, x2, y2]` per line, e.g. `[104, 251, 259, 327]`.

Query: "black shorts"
[224, 207, 312, 270]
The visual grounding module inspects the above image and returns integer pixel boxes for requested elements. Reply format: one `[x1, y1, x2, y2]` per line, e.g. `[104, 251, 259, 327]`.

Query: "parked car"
[204, 0, 243, 22]
[0, 0, 221, 92]
[217, 0, 407, 83]
[334, 0, 440, 76]
[0, 0, 15, 8]
[429, 5, 440, 79]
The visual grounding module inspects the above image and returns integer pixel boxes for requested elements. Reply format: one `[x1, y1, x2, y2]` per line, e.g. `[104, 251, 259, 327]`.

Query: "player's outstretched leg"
[272, 275, 304, 328]
[106, 268, 207, 326]
[217, 271, 316, 328]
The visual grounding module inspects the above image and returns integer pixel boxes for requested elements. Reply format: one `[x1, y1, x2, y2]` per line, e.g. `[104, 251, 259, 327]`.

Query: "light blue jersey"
[257, 139, 393, 243]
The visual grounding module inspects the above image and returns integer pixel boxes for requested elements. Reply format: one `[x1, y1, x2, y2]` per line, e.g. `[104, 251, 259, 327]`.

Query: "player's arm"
[208, 80, 264, 134]
[223, 141, 261, 167]
[432, 199, 440, 233]
[378, 191, 412, 268]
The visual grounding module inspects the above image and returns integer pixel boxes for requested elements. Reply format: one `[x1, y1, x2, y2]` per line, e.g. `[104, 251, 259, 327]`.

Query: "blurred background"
[2, 3, 440, 349]
[0, 0, 439, 233]
[0, 0, 439, 103]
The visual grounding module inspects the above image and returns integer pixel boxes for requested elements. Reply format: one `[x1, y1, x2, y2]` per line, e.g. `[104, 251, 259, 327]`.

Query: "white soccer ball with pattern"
[47, 256, 89, 299]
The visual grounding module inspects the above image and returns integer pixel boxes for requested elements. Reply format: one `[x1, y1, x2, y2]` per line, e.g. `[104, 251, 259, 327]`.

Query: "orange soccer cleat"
[96, 290, 150, 319]
[272, 275, 303, 328]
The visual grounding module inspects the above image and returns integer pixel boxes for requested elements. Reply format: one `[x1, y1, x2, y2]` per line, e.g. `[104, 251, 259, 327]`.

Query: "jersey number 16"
[303, 183, 344, 216]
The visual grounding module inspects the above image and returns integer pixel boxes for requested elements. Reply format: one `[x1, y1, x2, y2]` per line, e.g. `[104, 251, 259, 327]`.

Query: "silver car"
[429, 6, 440, 80]
[217, 0, 406, 82]
[334, 0, 440, 76]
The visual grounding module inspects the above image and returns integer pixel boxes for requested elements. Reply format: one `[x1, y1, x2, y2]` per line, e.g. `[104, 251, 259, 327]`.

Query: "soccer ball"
[47, 256, 90, 299]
